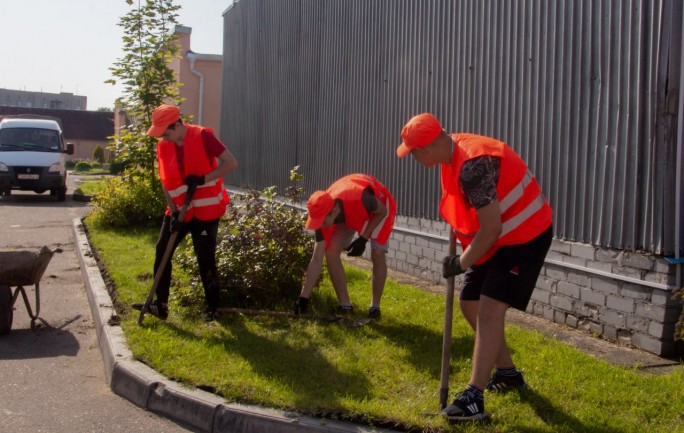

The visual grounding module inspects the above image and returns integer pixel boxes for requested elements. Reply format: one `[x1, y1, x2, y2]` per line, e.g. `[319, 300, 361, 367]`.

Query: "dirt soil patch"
[344, 256, 683, 375]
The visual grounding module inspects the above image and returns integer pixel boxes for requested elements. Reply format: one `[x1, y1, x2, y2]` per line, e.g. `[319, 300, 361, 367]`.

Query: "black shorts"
[460, 225, 553, 311]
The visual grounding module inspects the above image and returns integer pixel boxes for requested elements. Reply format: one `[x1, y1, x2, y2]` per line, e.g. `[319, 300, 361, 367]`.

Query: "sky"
[1, 0, 233, 111]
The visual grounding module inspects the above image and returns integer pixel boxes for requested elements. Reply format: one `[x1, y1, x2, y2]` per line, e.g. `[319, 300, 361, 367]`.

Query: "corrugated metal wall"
[221, 0, 683, 256]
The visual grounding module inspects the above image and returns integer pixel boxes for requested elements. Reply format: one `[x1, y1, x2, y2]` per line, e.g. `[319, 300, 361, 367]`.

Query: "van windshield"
[0, 128, 61, 152]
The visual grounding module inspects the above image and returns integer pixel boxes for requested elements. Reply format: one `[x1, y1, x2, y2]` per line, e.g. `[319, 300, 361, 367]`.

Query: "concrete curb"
[72, 218, 395, 433]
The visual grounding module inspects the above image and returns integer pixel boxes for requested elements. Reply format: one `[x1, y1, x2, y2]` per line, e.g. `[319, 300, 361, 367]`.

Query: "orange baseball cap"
[305, 190, 334, 230]
[146, 104, 181, 137]
[396, 113, 443, 158]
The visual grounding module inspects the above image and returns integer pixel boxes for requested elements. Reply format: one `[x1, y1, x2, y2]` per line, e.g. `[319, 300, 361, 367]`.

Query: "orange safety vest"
[440, 133, 552, 264]
[157, 124, 229, 221]
[320, 174, 397, 246]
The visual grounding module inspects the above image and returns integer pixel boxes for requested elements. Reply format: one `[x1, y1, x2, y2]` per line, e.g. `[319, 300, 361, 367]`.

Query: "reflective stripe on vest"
[452, 171, 546, 239]
[166, 178, 220, 199]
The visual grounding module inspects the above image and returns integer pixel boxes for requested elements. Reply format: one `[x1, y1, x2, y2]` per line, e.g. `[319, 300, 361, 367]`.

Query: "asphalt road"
[0, 174, 194, 433]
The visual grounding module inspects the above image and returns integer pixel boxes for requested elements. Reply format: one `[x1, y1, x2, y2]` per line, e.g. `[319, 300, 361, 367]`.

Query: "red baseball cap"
[396, 113, 443, 158]
[305, 191, 334, 230]
[146, 104, 181, 137]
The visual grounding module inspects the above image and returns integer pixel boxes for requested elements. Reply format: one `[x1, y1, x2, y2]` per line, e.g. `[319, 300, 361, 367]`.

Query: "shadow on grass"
[163, 315, 373, 413]
[370, 320, 473, 379]
[518, 388, 624, 433]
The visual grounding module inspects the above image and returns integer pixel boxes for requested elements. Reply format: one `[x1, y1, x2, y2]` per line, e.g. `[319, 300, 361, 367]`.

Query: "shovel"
[439, 231, 457, 411]
[138, 184, 197, 325]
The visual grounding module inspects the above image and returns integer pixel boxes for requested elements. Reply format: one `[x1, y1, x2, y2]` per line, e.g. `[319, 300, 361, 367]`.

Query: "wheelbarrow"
[0, 246, 55, 335]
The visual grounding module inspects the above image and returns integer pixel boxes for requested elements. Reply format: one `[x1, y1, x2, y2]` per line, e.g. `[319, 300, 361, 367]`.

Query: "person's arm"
[443, 156, 501, 277]
[299, 240, 325, 298]
[458, 201, 502, 269]
[360, 197, 387, 240]
[205, 148, 238, 183]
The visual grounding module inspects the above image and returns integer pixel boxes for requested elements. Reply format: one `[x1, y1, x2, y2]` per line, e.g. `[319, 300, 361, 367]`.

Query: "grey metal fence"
[221, 0, 683, 256]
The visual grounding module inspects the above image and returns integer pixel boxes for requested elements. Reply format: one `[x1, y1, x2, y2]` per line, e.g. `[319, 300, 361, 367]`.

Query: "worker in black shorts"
[397, 113, 553, 421]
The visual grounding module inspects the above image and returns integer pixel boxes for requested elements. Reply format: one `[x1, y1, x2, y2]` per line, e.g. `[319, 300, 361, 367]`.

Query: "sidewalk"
[72, 217, 395, 433]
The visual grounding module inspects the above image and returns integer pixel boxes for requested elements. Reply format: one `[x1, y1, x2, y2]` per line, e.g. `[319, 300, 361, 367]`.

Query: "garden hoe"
[138, 184, 197, 325]
[439, 231, 457, 412]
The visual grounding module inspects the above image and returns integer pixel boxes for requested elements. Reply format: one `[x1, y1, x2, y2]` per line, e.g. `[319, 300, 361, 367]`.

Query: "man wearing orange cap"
[397, 113, 552, 421]
[294, 174, 396, 319]
[131, 104, 238, 322]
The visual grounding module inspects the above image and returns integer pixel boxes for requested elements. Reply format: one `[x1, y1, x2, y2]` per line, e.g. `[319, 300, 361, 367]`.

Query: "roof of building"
[0, 106, 113, 141]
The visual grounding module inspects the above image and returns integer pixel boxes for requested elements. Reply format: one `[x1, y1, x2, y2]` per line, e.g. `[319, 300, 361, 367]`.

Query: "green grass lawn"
[85, 217, 684, 433]
[73, 176, 112, 196]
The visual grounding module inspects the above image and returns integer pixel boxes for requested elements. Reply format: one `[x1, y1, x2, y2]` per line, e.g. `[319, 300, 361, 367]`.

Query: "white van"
[0, 116, 74, 201]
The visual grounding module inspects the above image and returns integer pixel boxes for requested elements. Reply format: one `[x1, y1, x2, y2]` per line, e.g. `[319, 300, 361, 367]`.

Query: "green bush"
[109, 158, 131, 175]
[75, 160, 93, 172]
[175, 167, 313, 310]
[93, 146, 105, 164]
[674, 288, 684, 341]
[65, 160, 76, 170]
[89, 174, 166, 228]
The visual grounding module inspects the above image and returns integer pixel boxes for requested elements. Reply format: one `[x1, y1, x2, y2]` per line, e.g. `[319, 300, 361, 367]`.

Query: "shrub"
[65, 160, 76, 170]
[108, 158, 131, 174]
[674, 288, 684, 341]
[93, 146, 105, 164]
[75, 160, 93, 172]
[175, 167, 314, 310]
[89, 173, 166, 228]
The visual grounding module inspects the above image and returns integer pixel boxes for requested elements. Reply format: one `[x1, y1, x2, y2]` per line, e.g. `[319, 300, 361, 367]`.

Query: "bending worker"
[397, 113, 552, 421]
[294, 173, 396, 319]
[132, 104, 237, 322]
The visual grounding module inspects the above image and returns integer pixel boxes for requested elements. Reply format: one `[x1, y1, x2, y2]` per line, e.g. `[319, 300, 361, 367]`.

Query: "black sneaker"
[486, 369, 526, 392]
[132, 300, 168, 320]
[367, 307, 381, 319]
[293, 297, 309, 316]
[204, 309, 222, 322]
[334, 305, 354, 315]
[441, 388, 487, 421]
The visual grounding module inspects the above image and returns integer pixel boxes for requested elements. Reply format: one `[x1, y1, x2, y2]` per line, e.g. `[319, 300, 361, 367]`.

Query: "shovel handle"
[137, 184, 197, 325]
[439, 231, 457, 411]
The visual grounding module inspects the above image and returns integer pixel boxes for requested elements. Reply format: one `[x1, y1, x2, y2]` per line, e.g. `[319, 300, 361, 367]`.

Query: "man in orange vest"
[132, 104, 238, 322]
[294, 174, 396, 319]
[397, 113, 553, 421]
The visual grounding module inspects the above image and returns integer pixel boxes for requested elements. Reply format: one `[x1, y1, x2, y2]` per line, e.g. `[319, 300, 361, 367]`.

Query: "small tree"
[92, 146, 105, 164]
[94, 0, 183, 227]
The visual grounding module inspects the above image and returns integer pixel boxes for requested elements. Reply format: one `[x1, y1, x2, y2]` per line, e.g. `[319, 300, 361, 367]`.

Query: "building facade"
[170, 26, 223, 136]
[0, 88, 87, 111]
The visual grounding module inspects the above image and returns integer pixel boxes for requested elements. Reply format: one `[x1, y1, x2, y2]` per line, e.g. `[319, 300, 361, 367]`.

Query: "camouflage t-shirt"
[459, 155, 501, 209]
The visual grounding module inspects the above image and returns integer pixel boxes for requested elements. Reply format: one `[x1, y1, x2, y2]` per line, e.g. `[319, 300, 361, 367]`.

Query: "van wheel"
[56, 187, 66, 202]
[0, 285, 13, 335]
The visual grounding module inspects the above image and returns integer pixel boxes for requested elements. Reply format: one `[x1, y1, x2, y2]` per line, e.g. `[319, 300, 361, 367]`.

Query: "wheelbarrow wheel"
[0, 284, 12, 335]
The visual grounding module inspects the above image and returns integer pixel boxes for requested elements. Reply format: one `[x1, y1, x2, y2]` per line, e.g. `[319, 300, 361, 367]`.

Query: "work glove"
[345, 236, 368, 257]
[442, 255, 464, 279]
[169, 211, 185, 233]
[184, 174, 205, 189]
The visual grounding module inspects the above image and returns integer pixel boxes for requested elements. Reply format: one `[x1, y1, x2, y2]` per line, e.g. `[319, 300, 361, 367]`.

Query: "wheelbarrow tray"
[0, 246, 55, 335]
[0, 246, 54, 286]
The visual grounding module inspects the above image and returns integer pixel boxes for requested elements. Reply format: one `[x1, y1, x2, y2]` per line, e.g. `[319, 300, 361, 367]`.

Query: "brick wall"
[380, 217, 684, 356]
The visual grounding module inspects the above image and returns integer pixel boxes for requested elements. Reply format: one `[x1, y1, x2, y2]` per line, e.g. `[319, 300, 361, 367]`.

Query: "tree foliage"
[106, 0, 181, 177]
[94, 0, 182, 226]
